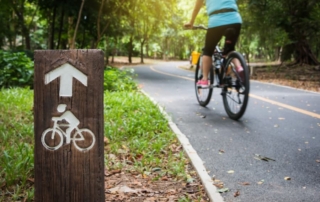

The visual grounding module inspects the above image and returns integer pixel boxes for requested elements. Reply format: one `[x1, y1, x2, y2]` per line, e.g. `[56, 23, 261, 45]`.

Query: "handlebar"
[52, 117, 69, 127]
[192, 25, 207, 30]
[184, 25, 207, 30]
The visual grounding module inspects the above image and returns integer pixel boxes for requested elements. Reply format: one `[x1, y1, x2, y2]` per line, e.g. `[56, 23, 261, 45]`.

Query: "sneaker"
[236, 66, 245, 84]
[197, 80, 209, 88]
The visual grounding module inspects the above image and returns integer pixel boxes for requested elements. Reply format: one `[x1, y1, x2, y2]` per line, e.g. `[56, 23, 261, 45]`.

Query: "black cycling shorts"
[202, 23, 241, 57]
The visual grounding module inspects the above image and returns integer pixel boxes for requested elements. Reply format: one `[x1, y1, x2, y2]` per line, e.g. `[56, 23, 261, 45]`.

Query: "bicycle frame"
[51, 119, 83, 144]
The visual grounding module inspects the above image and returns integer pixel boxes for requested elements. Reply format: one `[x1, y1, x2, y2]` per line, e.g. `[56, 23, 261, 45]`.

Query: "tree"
[2, 0, 38, 50]
[70, 0, 85, 49]
[248, 0, 320, 65]
[95, 0, 127, 48]
[134, 0, 172, 63]
[0, 3, 15, 49]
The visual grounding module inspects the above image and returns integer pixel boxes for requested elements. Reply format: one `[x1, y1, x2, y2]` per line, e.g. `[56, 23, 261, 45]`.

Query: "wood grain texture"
[34, 50, 104, 202]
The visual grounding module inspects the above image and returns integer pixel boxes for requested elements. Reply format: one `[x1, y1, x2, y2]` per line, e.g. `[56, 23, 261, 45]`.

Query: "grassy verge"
[0, 67, 206, 201]
[104, 91, 187, 176]
[0, 88, 34, 201]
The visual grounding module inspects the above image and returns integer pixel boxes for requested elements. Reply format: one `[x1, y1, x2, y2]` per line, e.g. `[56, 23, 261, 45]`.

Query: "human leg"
[200, 55, 212, 81]
[222, 24, 244, 81]
[66, 125, 76, 143]
[198, 27, 223, 87]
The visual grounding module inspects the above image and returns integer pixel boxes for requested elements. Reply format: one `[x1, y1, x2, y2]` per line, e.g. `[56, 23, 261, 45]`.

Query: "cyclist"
[184, 0, 243, 87]
[54, 104, 80, 142]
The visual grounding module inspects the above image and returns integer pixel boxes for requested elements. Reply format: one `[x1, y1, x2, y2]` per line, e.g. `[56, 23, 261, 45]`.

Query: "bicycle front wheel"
[41, 128, 64, 151]
[222, 51, 250, 120]
[73, 129, 96, 152]
[195, 55, 214, 106]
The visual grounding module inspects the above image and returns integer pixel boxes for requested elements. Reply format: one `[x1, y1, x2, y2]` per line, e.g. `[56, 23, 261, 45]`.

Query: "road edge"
[140, 89, 224, 202]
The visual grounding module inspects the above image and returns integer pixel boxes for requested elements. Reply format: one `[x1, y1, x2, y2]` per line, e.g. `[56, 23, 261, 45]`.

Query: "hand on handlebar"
[184, 22, 194, 30]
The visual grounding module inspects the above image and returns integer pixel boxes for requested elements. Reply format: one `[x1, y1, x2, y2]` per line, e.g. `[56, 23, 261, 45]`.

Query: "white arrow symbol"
[45, 63, 87, 97]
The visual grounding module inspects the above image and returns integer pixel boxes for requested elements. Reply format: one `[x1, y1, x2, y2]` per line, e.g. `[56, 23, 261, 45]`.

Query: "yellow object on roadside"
[191, 51, 200, 65]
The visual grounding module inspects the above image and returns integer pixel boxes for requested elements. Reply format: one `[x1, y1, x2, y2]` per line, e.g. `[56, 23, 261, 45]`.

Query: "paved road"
[132, 61, 320, 202]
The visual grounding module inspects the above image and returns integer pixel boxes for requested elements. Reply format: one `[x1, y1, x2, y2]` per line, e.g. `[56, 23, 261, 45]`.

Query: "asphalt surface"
[132, 61, 320, 202]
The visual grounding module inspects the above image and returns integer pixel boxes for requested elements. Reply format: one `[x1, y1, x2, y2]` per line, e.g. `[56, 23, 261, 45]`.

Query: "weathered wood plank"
[34, 50, 104, 202]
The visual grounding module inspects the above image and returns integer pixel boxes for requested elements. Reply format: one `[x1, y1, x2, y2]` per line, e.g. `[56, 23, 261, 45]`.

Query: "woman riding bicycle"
[184, 0, 243, 88]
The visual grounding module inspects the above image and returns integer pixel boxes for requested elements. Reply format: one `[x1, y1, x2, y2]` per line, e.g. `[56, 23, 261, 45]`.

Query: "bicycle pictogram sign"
[41, 104, 95, 152]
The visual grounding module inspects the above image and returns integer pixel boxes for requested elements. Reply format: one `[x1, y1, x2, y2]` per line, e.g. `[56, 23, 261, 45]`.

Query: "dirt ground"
[250, 63, 320, 93]
[104, 163, 210, 201]
[105, 58, 320, 201]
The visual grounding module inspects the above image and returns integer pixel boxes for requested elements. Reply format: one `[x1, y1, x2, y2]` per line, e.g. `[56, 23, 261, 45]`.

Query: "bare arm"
[184, 0, 204, 28]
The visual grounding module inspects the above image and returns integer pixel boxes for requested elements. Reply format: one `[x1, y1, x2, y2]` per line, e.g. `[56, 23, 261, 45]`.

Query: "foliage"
[0, 51, 34, 88]
[0, 88, 34, 201]
[103, 67, 137, 91]
[1, 0, 320, 63]
[247, 0, 320, 64]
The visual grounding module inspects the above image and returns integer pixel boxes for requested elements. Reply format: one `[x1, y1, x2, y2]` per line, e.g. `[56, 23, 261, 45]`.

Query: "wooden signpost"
[33, 50, 105, 202]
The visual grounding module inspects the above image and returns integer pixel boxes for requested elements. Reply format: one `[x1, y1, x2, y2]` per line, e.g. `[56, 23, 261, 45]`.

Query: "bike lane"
[132, 62, 320, 202]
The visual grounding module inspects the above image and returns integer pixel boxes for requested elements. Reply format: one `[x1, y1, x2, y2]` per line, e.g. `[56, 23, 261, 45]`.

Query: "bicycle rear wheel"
[73, 129, 96, 152]
[222, 51, 250, 120]
[195, 55, 214, 107]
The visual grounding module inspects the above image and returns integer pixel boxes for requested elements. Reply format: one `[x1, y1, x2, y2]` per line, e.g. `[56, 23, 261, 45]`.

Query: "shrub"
[103, 66, 137, 91]
[0, 51, 34, 88]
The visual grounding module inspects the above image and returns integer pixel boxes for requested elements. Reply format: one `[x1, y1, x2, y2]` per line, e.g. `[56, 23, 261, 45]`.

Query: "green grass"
[104, 91, 188, 178]
[0, 77, 189, 201]
[0, 88, 34, 201]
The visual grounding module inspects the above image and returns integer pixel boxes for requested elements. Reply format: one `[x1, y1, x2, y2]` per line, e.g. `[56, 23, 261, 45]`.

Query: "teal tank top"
[206, 0, 242, 28]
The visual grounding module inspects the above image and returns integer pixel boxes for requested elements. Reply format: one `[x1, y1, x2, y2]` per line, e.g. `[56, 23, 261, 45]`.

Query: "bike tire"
[222, 51, 250, 120]
[73, 129, 96, 152]
[195, 55, 214, 107]
[41, 128, 64, 151]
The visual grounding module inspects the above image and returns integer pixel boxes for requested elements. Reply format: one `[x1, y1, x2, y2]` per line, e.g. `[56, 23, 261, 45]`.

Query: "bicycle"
[191, 25, 250, 120]
[41, 117, 96, 152]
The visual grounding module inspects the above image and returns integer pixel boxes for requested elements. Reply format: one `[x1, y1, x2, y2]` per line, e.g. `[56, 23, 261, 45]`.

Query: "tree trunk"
[49, 6, 57, 49]
[12, 3, 31, 50]
[128, 36, 133, 64]
[294, 40, 319, 65]
[145, 39, 149, 58]
[56, 7, 65, 49]
[140, 39, 145, 63]
[96, 0, 105, 48]
[24, 29, 31, 50]
[284, 2, 320, 65]
[80, 25, 86, 48]
[275, 47, 281, 62]
[9, 19, 14, 49]
[71, 0, 85, 49]
[68, 17, 74, 48]
[105, 39, 109, 65]
[245, 52, 250, 65]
